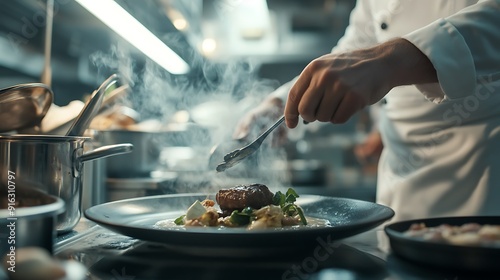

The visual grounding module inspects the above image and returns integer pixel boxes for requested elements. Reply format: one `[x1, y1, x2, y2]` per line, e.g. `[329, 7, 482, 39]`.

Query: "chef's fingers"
[316, 83, 345, 122]
[286, 73, 311, 128]
[330, 92, 363, 124]
[298, 84, 324, 123]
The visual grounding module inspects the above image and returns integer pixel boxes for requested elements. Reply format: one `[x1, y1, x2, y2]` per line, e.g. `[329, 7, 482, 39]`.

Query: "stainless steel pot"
[0, 186, 64, 256]
[0, 135, 133, 233]
[94, 130, 163, 178]
[93, 123, 212, 177]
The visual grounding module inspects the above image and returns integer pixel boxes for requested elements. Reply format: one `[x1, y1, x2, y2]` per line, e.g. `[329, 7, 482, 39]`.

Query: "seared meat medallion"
[215, 183, 274, 211]
[162, 184, 312, 229]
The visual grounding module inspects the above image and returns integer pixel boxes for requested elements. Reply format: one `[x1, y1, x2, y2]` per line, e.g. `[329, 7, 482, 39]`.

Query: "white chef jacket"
[274, 0, 500, 221]
[340, 0, 500, 221]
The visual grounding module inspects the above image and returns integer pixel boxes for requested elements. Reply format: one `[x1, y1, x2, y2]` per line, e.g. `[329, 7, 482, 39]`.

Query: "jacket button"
[381, 22, 388, 30]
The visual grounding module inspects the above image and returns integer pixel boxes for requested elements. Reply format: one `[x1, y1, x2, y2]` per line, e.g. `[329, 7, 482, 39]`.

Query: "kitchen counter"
[53, 218, 496, 280]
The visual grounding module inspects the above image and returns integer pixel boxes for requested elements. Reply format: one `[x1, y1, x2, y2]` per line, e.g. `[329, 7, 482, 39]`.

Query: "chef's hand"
[285, 38, 438, 128]
[233, 96, 286, 146]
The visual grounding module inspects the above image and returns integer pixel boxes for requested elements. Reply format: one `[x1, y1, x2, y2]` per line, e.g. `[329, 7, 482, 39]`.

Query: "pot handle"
[73, 143, 133, 178]
[79, 143, 133, 162]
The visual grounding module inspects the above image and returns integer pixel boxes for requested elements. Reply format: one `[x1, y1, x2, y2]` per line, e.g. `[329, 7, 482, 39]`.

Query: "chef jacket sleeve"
[331, 0, 378, 53]
[403, 0, 500, 103]
[332, 0, 380, 130]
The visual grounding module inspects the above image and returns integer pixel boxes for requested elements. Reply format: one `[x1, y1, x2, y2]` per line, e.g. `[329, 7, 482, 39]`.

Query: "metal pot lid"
[0, 83, 53, 132]
[0, 134, 90, 142]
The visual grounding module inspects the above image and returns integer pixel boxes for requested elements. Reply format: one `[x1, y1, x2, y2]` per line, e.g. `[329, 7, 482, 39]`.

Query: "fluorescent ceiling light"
[76, 0, 190, 75]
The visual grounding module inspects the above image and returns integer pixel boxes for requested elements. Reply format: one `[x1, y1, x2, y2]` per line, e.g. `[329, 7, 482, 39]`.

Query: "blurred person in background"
[234, 0, 500, 222]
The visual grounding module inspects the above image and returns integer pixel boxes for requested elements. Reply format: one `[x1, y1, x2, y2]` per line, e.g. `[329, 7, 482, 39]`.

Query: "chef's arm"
[266, 2, 380, 102]
[284, 37, 438, 128]
[234, 0, 380, 136]
[265, 0, 378, 103]
[334, 0, 384, 161]
[403, 0, 500, 103]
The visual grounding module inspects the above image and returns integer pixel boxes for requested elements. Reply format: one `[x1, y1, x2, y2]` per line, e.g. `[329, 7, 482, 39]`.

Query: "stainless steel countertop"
[52, 218, 494, 280]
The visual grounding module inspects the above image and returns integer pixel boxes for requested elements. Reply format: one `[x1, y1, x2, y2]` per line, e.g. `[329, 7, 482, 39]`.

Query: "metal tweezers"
[216, 115, 285, 172]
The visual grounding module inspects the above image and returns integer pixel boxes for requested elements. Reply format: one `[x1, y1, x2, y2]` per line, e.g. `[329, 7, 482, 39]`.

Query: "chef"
[235, 0, 500, 222]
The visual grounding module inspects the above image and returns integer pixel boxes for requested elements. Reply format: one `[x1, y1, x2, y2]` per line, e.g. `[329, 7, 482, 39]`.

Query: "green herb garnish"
[174, 215, 185, 225]
[273, 191, 286, 206]
[229, 208, 254, 226]
[273, 188, 307, 225]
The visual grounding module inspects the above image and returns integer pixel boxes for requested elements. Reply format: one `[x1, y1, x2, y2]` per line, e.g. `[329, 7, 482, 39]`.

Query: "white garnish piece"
[185, 200, 207, 220]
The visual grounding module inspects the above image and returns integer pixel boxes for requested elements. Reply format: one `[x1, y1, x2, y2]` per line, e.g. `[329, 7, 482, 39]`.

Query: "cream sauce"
[153, 216, 331, 231]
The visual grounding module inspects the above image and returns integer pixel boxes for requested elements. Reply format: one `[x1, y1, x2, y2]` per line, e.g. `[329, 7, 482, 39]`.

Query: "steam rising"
[90, 43, 290, 193]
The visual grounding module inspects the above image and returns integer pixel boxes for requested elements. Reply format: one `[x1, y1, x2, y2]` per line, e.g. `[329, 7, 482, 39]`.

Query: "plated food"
[154, 184, 330, 230]
[86, 193, 394, 257]
[404, 222, 500, 246]
[385, 217, 500, 271]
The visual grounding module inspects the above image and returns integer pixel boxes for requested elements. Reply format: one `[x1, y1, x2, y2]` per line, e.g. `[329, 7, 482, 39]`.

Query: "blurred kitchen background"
[0, 0, 378, 207]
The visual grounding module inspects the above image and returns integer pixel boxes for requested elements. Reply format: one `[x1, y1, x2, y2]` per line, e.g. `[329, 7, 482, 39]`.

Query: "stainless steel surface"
[73, 143, 133, 178]
[0, 134, 132, 233]
[215, 115, 285, 172]
[66, 74, 120, 136]
[0, 83, 53, 132]
[81, 158, 107, 212]
[78, 143, 133, 162]
[0, 187, 64, 256]
[94, 129, 165, 177]
[54, 217, 500, 279]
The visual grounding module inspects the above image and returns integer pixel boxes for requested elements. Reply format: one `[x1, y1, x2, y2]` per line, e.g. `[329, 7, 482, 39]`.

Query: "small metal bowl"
[0, 186, 64, 256]
[0, 83, 53, 133]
